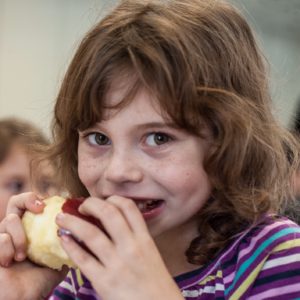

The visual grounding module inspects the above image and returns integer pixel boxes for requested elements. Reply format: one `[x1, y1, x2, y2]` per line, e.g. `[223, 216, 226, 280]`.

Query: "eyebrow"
[133, 121, 180, 130]
[79, 121, 182, 134]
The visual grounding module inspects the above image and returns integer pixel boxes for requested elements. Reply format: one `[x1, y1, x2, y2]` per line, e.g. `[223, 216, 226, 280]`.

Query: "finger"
[79, 197, 134, 244]
[59, 231, 103, 279]
[56, 213, 115, 265]
[6, 192, 45, 216]
[0, 214, 27, 260]
[0, 233, 15, 267]
[106, 196, 149, 236]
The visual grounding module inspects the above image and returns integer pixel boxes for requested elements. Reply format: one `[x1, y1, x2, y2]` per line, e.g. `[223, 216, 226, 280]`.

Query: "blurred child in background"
[0, 117, 60, 220]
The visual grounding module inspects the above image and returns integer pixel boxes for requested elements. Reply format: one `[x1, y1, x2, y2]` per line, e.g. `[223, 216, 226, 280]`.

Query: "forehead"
[102, 78, 166, 121]
[0, 144, 31, 176]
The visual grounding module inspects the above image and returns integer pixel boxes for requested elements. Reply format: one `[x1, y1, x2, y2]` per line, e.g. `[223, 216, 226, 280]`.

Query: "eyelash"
[85, 132, 111, 146]
[82, 131, 174, 147]
[144, 132, 173, 147]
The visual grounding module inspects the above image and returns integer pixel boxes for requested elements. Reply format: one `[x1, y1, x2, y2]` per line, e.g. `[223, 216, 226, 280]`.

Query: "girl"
[1, 0, 300, 299]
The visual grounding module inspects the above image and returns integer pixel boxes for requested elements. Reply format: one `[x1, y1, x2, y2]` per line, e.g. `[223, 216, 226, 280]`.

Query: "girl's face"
[77, 85, 212, 240]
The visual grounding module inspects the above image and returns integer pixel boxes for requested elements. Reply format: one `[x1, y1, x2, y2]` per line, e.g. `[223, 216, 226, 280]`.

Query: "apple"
[22, 195, 102, 270]
[61, 197, 101, 228]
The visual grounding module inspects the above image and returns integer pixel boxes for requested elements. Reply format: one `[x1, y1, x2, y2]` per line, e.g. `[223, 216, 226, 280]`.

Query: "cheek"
[77, 154, 101, 190]
[179, 166, 211, 196]
[156, 157, 211, 201]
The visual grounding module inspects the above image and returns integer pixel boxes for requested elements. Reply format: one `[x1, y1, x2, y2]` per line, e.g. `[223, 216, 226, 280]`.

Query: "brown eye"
[88, 133, 111, 145]
[146, 132, 171, 146]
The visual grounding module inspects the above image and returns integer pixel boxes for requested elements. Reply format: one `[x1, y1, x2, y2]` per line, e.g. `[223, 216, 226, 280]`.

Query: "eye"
[145, 132, 171, 146]
[87, 132, 111, 146]
[37, 179, 53, 194]
[7, 180, 24, 194]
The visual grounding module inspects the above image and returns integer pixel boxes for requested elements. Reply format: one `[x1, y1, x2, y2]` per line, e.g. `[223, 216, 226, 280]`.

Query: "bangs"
[74, 44, 204, 136]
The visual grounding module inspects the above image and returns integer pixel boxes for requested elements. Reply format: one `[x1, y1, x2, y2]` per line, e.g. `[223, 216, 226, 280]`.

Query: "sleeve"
[224, 218, 300, 300]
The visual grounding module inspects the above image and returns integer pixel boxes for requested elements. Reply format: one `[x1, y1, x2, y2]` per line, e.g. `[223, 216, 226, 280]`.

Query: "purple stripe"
[177, 227, 250, 288]
[248, 283, 300, 299]
[70, 268, 80, 291]
[79, 286, 102, 300]
[224, 229, 300, 287]
[235, 219, 297, 261]
[252, 276, 300, 295]
[50, 285, 76, 299]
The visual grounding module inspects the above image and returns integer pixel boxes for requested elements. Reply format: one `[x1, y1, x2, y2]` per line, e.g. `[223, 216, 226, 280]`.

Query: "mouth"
[126, 198, 165, 220]
[103, 195, 165, 220]
[134, 199, 164, 213]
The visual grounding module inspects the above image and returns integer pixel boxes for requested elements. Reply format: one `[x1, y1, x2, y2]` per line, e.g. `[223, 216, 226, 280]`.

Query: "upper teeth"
[136, 200, 157, 211]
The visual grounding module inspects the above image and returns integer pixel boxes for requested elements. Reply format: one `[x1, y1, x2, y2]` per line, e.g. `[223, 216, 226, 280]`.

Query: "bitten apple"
[22, 195, 100, 270]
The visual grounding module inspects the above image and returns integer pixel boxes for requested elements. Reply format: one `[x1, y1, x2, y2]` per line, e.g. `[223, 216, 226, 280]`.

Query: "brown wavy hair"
[49, 0, 299, 265]
[0, 117, 49, 163]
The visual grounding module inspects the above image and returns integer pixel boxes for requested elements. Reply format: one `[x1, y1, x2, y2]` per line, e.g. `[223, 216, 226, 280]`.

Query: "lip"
[130, 198, 165, 221]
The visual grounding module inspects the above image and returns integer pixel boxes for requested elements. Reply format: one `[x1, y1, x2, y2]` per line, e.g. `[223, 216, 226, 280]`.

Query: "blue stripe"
[224, 227, 300, 296]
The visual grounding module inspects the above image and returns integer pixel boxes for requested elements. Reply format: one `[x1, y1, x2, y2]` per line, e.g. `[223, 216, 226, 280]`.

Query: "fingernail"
[57, 228, 72, 237]
[56, 213, 65, 221]
[34, 199, 43, 206]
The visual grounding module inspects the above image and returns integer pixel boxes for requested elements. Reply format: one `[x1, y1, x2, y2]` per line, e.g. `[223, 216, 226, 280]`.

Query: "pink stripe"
[238, 220, 291, 258]
[247, 283, 300, 300]
[223, 271, 235, 284]
[181, 227, 252, 289]
[224, 219, 295, 285]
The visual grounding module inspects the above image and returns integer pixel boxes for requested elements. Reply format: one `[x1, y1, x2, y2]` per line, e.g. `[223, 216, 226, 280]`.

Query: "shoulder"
[237, 215, 300, 259]
[223, 215, 300, 299]
[176, 216, 300, 299]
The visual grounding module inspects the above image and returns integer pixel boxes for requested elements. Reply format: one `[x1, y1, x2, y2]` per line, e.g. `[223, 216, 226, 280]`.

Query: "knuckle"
[0, 233, 12, 246]
[123, 242, 140, 258]
[74, 250, 89, 266]
[6, 213, 19, 224]
[83, 226, 99, 241]
[8, 194, 22, 207]
[122, 198, 136, 211]
[9, 194, 19, 203]
[101, 203, 116, 218]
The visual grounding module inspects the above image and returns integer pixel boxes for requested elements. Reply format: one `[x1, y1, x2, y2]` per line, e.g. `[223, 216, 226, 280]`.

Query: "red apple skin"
[60, 197, 105, 255]
[62, 197, 103, 229]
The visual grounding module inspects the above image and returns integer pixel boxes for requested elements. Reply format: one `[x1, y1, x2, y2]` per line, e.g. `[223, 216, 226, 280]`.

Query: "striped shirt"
[49, 215, 300, 299]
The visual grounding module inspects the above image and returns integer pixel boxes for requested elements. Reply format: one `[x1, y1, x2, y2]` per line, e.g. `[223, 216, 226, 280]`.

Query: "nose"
[103, 149, 143, 184]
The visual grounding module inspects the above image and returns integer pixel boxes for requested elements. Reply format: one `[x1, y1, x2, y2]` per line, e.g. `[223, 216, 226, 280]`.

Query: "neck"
[154, 218, 202, 277]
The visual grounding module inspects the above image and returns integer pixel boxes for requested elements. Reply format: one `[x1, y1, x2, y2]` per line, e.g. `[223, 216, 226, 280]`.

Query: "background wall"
[0, 0, 113, 134]
[230, 0, 300, 128]
[0, 0, 299, 135]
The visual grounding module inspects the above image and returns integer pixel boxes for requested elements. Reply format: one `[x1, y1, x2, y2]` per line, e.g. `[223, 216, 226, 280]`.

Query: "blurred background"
[0, 0, 299, 135]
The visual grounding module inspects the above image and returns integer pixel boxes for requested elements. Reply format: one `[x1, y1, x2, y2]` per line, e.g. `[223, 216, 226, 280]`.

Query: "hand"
[0, 192, 45, 266]
[56, 196, 184, 300]
[0, 260, 67, 300]
[0, 192, 66, 299]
